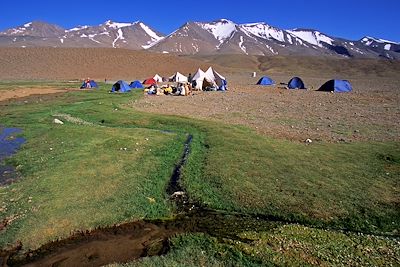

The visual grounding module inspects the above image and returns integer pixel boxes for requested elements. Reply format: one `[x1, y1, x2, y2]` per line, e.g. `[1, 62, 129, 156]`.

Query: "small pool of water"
[0, 127, 25, 185]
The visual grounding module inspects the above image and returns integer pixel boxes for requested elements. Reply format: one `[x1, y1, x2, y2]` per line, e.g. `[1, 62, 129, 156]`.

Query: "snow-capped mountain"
[0, 20, 164, 49]
[0, 19, 398, 59]
[148, 19, 399, 59]
[360, 36, 400, 59]
[0, 21, 65, 37]
[149, 20, 344, 57]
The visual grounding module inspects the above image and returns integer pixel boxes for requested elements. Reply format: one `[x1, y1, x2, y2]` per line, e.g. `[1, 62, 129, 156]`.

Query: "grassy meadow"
[0, 81, 399, 264]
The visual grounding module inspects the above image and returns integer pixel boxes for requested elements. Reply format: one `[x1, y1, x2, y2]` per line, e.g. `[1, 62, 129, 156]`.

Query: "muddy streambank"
[4, 210, 277, 267]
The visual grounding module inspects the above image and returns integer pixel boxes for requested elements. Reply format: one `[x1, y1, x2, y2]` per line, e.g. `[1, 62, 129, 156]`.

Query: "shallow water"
[0, 127, 25, 185]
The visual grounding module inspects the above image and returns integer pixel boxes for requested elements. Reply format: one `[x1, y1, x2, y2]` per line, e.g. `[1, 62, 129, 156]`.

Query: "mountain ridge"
[0, 19, 399, 59]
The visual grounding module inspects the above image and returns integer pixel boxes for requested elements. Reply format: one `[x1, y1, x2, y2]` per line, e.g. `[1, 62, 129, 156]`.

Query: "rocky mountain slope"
[0, 19, 398, 59]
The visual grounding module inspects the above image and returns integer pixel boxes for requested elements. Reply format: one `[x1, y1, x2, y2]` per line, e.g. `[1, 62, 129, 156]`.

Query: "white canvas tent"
[191, 68, 216, 90]
[205, 67, 226, 88]
[153, 74, 163, 82]
[169, 72, 188, 83]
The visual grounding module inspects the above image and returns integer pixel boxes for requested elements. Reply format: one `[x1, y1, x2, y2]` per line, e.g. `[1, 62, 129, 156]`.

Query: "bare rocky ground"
[133, 74, 400, 142]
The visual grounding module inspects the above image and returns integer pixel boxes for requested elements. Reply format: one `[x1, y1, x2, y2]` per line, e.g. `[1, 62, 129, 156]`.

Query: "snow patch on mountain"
[266, 44, 277, 54]
[384, 44, 391, 50]
[361, 36, 400, 45]
[241, 23, 285, 42]
[238, 36, 248, 54]
[201, 19, 236, 43]
[88, 34, 101, 44]
[105, 20, 136, 29]
[112, 29, 125, 48]
[10, 29, 24, 35]
[24, 22, 32, 28]
[286, 34, 293, 44]
[139, 22, 163, 42]
[192, 43, 199, 53]
[66, 25, 89, 32]
[288, 30, 334, 47]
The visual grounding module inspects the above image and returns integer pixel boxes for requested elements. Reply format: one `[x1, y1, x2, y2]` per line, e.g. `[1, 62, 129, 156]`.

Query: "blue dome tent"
[80, 80, 98, 89]
[318, 79, 352, 93]
[110, 80, 131, 93]
[256, 76, 275, 86]
[129, 80, 144, 89]
[287, 77, 305, 89]
[218, 79, 227, 91]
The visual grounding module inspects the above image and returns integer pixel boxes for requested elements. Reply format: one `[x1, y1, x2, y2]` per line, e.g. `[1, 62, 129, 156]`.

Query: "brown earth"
[0, 88, 70, 102]
[133, 72, 400, 142]
[0, 47, 219, 81]
[1, 48, 399, 142]
[132, 84, 400, 142]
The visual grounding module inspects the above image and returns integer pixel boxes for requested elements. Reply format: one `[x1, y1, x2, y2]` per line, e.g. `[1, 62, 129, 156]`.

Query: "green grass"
[0, 80, 399, 259]
[236, 225, 400, 266]
[113, 233, 266, 267]
[184, 124, 400, 234]
[0, 83, 187, 249]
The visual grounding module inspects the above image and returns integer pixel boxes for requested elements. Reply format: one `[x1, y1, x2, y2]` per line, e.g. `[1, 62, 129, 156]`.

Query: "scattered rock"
[171, 191, 185, 197]
[305, 138, 313, 143]
[53, 118, 64, 124]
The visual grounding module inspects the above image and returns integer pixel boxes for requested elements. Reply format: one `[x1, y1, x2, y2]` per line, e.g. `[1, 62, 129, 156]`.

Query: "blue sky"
[1, 0, 399, 42]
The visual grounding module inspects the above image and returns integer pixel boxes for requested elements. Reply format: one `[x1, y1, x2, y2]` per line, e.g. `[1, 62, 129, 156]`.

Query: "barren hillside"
[0, 47, 218, 81]
[189, 54, 400, 81]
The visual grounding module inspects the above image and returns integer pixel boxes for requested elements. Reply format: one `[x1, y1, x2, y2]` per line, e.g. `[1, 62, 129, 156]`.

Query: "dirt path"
[0, 88, 70, 102]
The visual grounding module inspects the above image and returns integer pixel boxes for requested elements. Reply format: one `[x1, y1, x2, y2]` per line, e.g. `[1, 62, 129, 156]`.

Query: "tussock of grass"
[237, 225, 400, 266]
[115, 233, 264, 267]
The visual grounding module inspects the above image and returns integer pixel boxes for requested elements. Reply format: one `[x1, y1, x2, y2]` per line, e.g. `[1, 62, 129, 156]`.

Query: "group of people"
[146, 82, 192, 96]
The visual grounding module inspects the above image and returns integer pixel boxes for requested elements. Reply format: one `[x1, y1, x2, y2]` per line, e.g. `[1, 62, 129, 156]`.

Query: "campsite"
[0, 46, 399, 266]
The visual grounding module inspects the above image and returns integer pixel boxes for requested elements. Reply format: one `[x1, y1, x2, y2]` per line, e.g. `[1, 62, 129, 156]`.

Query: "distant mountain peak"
[361, 36, 400, 45]
[102, 20, 138, 29]
[199, 19, 237, 43]
[0, 18, 398, 59]
[215, 18, 235, 24]
[66, 25, 89, 33]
